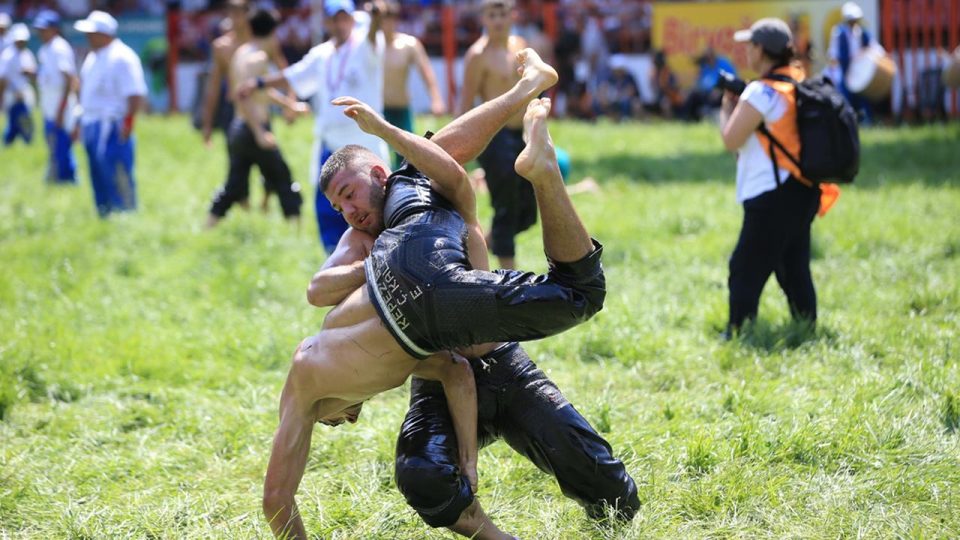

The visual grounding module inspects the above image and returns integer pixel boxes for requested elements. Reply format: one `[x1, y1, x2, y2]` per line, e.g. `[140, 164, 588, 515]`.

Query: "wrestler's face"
[381, 11, 398, 36]
[325, 164, 388, 235]
[319, 403, 363, 427]
[481, 5, 513, 38]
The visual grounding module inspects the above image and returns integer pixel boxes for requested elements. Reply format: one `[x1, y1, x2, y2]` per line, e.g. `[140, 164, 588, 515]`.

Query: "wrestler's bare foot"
[515, 98, 560, 183]
[516, 48, 558, 95]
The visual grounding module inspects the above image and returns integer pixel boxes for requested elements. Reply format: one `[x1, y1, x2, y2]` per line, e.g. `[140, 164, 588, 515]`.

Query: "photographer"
[719, 18, 820, 338]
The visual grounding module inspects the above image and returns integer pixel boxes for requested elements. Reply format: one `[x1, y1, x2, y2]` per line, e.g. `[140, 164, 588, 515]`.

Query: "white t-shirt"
[78, 38, 147, 124]
[0, 45, 37, 106]
[37, 35, 77, 120]
[734, 80, 790, 203]
[283, 12, 387, 164]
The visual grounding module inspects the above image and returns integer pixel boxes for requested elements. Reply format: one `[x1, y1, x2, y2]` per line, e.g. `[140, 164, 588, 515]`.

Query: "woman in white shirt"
[719, 18, 821, 338]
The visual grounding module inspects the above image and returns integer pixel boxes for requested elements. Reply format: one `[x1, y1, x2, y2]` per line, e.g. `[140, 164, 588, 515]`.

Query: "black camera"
[715, 69, 747, 95]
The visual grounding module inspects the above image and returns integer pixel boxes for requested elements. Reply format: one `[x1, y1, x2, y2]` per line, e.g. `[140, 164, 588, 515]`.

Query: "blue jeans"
[314, 145, 349, 253]
[44, 119, 77, 183]
[82, 120, 137, 217]
[4, 101, 33, 145]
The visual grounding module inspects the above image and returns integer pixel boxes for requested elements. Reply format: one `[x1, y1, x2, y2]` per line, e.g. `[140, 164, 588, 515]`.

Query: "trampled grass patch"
[1, 115, 958, 538]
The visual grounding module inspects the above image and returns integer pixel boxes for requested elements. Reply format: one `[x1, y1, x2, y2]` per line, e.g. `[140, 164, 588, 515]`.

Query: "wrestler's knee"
[395, 459, 473, 528]
[549, 239, 606, 319]
[583, 472, 640, 522]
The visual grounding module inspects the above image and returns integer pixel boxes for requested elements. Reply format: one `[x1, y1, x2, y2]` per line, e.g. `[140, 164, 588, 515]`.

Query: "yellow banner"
[652, 0, 879, 85]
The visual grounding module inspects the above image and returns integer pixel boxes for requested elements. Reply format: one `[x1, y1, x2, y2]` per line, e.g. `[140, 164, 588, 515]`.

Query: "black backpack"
[758, 74, 860, 184]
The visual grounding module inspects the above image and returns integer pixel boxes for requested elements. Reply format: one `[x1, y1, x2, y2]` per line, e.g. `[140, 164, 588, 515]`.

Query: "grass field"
[1, 114, 958, 539]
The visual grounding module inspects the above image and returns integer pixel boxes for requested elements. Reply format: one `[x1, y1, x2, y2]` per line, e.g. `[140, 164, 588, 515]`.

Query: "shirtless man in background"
[201, 0, 295, 211]
[206, 9, 304, 228]
[381, 0, 445, 165]
[459, 0, 533, 270]
[200, 0, 294, 145]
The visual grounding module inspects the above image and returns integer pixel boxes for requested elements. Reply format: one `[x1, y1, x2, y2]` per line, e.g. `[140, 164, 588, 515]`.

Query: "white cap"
[74, 10, 118, 36]
[8, 22, 29, 42]
[842, 2, 864, 22]
[0, 12, 12, 28]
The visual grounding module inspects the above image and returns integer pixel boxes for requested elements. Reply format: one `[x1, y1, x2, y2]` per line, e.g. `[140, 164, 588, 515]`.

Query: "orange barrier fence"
[882, 0, 960, 119]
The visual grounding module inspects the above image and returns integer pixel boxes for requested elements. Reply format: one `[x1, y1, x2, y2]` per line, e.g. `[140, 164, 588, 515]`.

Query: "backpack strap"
[756, 75, 807, 186]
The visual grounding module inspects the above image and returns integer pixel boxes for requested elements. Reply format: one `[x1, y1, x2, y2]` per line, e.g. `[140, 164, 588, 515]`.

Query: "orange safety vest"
[756, 65, 814, 188]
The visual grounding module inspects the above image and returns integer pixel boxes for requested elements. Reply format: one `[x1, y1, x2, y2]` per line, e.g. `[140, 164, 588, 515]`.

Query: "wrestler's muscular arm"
[333, 97, 476, 224]
[262, 363, 317, 540]
[306, 228, 374, 307]
[412, 352, 479, 493]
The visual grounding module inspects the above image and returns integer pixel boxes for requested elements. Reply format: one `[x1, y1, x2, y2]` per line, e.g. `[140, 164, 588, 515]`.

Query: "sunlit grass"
[1, 115, 958, 538]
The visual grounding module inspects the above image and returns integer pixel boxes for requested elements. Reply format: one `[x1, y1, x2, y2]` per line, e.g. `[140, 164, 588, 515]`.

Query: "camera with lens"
[715, 69, 747, 95]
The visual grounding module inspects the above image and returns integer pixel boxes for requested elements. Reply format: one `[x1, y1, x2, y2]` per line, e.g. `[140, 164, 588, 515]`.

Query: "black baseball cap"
[733, 18, 793, 56]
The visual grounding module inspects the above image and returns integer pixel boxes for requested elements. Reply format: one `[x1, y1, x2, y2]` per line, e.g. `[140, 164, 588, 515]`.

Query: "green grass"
[1, 114, 959, 538]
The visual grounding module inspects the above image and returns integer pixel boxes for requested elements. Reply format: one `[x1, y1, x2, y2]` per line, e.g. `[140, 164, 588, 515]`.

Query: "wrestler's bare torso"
[462, 35, 526, 129]
[295, 248, 494, 415]
[383, 33, 420, 108]
[232, 42, 272, 125]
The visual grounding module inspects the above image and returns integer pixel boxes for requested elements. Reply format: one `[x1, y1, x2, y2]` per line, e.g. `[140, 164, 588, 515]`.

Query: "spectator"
[593, 53, 640, 121]
[0, 23, 36, 146]
[238, 0, 390, 253]
[649, 49, 682, 118]
[34, 9, 79, 183]
[381, 0, 444, 167]
[827, 1, 879, 123]
[74, 11, 147, 217]
[459, 0, 534, 270]
[679, 46, 736, 122]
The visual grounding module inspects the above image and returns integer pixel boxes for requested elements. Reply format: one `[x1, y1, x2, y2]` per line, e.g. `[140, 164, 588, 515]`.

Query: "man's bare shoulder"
[465, 35, 490, 59]
[288, 336, 333, 396]
[507, 35, 527, 54]
[395, 32, 422, 50]
[213, 33, 237, 55]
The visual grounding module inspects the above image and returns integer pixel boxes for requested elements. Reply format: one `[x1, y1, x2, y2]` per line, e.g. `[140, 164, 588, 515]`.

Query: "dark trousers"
[477, 128, 538, 258]
[395, 342, 639, 528]
[728, 179, 820, 330]
[209, 119, 301, 218]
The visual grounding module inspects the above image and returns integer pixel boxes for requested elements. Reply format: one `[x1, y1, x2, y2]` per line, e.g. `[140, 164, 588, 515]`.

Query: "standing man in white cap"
[0, 23, 37, 146]
[827, 1, 879, 122]
[74, 10, 147, 217]
[237, 0, 389, 254]
[0, 12, 10, 67]
[34, 9, 78, 183]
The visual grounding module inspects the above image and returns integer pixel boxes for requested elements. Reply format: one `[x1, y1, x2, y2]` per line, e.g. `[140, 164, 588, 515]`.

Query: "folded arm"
[413, 352, 478, 493]
[307, 228, 374, 307]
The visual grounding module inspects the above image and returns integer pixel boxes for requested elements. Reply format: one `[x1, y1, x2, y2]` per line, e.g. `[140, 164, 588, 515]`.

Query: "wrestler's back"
[299, 285, 417, 402]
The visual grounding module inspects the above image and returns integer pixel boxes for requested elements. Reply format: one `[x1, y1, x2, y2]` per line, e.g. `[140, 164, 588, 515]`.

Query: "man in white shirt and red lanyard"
[74, 11, 147, 217]
[34, 9, 78, 183]
[238, 0, 389, 253]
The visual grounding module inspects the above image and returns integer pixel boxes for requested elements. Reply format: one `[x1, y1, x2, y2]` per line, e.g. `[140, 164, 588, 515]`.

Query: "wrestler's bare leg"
[449, 500, 516, 540]
[431, 49, 557, 166]
[515, 98, 593, 263]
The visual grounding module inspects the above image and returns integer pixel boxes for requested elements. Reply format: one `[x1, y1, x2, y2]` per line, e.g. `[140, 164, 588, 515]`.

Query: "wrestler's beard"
[367, 186, 385, 233]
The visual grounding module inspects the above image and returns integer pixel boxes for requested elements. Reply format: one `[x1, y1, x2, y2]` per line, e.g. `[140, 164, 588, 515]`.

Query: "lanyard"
[326, 38, 354, 95]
